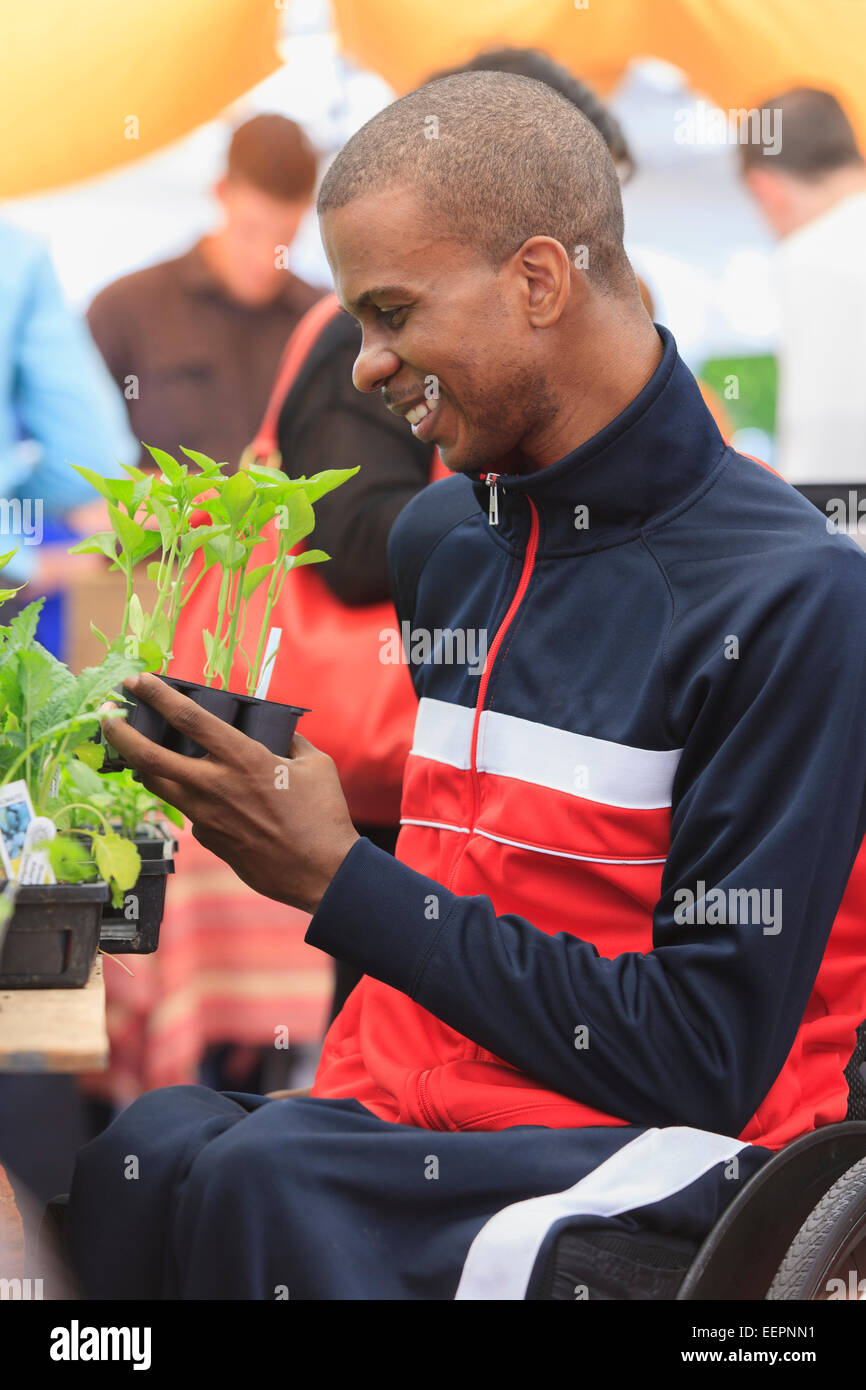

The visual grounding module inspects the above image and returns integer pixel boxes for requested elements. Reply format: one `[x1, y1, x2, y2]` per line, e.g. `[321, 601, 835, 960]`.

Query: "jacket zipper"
[422, 480, 540, 1097]
[482, 471, 500, 525]
[449, 486, 541, 880]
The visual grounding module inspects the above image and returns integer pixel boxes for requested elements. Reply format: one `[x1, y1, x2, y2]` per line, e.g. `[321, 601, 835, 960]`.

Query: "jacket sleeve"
[306, 539, 866, 1134]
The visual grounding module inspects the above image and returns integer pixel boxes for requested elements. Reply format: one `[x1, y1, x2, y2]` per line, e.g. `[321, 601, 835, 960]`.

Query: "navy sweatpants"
[66, 1086, 771, 1300]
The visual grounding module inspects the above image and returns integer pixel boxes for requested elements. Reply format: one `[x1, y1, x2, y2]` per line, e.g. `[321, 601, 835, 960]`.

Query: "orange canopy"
[2, 0, 280, 197]
[333, 0, 866, 148]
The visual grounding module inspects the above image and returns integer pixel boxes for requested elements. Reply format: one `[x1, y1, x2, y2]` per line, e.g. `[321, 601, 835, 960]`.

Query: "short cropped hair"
[739, 88, 864, 180]
[317, 70, 632, 293]
[227, 114, 318, 202]
[428, 47, 634, 180]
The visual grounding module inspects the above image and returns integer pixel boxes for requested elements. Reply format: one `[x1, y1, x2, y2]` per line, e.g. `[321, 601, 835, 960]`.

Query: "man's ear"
[515, 236, 574, 330]
[213, 175, 229, 208]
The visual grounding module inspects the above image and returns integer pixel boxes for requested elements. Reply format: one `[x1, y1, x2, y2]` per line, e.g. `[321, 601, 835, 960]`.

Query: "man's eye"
[380, 307, 408, 327]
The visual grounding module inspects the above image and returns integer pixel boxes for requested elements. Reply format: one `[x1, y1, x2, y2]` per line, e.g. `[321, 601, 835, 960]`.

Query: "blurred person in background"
[740, 88, 866, 520]
[636, 275, 732, 439]
[270, 47, 637, 1027]
[0, 220, 136, 628]
[88, 115, 324, 471]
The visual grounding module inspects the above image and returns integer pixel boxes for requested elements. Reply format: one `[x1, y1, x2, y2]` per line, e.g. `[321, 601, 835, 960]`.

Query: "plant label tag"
[18, 816, 57, 886]
[0, 779, 42, 880]
[0, 786, 57, 884]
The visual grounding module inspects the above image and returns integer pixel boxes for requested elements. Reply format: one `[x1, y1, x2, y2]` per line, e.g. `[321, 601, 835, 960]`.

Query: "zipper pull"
[483, 472, 500, 526]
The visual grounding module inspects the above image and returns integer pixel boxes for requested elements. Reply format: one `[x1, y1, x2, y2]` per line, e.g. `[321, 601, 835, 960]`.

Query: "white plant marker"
[254, 627, 282, 701]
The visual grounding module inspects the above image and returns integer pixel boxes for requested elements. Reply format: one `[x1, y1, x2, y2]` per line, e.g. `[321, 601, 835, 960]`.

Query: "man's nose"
[352, 338, 401, 394]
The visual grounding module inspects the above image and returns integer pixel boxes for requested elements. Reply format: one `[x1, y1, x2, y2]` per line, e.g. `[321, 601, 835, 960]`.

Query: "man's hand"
[100, 673, 360, 915]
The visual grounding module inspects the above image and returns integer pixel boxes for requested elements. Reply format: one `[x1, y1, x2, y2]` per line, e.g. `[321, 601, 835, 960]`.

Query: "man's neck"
[198, 233, 281, 308]
[786, 166, 866, 238]
[514, 311, 664, 475]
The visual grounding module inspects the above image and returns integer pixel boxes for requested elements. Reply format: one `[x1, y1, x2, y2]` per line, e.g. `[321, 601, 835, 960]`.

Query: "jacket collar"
[467, 326, 727, 555]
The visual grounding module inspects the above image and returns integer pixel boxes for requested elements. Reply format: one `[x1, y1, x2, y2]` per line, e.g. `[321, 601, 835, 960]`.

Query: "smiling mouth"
[406, 400, 433, 426]
[404, 399, 441, 437]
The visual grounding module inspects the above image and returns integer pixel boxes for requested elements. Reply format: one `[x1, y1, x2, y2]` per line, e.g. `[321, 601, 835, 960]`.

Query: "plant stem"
[53, 803, 112, 834]
[251, 524, 287, 696]
[207, 562, 232, 687]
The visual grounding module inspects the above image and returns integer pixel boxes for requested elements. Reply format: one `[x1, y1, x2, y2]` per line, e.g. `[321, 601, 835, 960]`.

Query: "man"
[276, 47, 636, 1021]
[740, 88, 866, 518]
[68, 72, 866, 1301]
[87, 115, 323, 469]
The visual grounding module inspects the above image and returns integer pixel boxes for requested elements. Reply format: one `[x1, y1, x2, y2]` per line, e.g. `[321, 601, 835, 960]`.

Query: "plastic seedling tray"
[0, 882, 110, 988]
[99, 828, 178, 955]
[99, 675, 309, 771]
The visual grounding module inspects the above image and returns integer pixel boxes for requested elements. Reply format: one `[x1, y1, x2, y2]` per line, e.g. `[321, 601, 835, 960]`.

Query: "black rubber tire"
[766, 1155, 866, 1299]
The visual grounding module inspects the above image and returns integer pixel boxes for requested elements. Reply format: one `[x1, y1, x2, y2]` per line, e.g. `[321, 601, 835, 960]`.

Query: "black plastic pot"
[0, 882, 109, 989]
[100, 675, 308, 770]
[99, 826, 177, 955]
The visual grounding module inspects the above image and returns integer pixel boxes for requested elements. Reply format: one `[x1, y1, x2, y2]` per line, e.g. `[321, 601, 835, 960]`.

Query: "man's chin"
[437, 440, 491, 479]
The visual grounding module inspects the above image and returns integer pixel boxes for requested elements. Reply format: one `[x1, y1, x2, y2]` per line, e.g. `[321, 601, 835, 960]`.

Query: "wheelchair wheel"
[766, 1155, 866, 1299]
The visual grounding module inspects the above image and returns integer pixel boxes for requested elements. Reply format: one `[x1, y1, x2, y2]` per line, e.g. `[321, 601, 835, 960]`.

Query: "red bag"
[169, 293, 448, 825]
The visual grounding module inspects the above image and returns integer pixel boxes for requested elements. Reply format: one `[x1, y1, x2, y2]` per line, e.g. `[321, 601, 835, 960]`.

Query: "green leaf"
[93, 831, 142, 906]
[179, 524, 229, 558]
[130, 532, 162, 566]
[147, 497, 176, 551]
[75, 741, 105, 771]
[0, 547, 20, 569]
[66, 757, 105, 799]
[107, 502, 148, 557]
[204, 532, 247, 569]
[48, 834, 95, 884]
[182, 475, 222, 505]
[134, 638, 165, 673]
[287, 548, 330, 569]
[220, 471, 256, 526]
[146, 562, 162, 584]
[31, 660, 78, 741]
[128, 593, 144, 639]
[89, 622, 110, 650]
[274, 491, 315, 547]
[152, 614, 171, 651]
[243, 463, 291, 487]
[159, 801, 184, 828]
[143, 444, 183, 484]
[109, 478, 136, 512]
[242, 564, 273, 599]
[74, 652, 145, 713]
[299, 467, 359, 504]
[119, 462, 154, 486]
[68, 532, 119, 562]
[68, 465, 131, 506]
[19, 647, 60, 722]
[178, 446, 223, 475]
[2, 598, 45, 653]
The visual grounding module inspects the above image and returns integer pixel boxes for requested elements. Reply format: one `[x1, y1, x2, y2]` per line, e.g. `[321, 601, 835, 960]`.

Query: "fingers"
[118, 673, 248, 767]
[288, 731, 320, 759]
[98, 699, 215, 789]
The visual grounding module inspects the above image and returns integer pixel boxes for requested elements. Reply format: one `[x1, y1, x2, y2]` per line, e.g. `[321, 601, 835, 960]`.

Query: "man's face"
[320, 184, 555, 474]
[216, 177, 309, 305]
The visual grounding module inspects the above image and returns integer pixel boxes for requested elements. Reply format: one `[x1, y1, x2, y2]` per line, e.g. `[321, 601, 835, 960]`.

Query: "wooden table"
[0, 958, 108, 1072]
